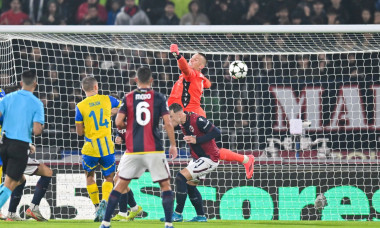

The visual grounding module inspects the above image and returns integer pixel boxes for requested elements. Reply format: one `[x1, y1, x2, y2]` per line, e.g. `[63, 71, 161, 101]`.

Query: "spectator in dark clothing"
[328, 0, 349, 23]
[310, 0, 327, 24]
[80, 4, 104, 25]
[359, 8, 373, 24]
[375, 11, 380, 24]
[156, 1, 179, 25]
[107, 0, 121, 25]
[209, 0, 235, 25]
[273, 6, 290, 24]
[241, 0, 264, 25]
[327, 8, 339, 24]
[40, 0, 63, 25]
[56, 0, 71, 24]
[291, 9, 307, 24]
[139, 0, 166, 25]
[76, 0, 107, 24]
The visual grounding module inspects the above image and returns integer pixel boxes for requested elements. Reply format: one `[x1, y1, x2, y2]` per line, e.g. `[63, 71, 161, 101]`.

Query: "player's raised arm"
[170, 44, 195, 80]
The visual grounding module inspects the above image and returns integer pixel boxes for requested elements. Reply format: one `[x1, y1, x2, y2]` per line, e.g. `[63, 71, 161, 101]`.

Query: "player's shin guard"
[0, 167, 2, 184]
[219, 148, 247, 163]
[8, 180, 26, 213]
[0, 185, 12, 209]
[103, 190, 121, 222]
[161, 190, 174, 222]
[174, 173, 188, 214]
[119, 193, 128, 213]
[188, 185, 204, 216]
[102, 181, 113, 202]
[87, 183, 100, 206]
[31, 176, 51, 206]
[127, 189, 137, 208]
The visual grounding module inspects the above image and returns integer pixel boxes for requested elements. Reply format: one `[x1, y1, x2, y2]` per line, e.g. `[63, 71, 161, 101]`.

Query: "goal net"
[1, 25, 380, 221]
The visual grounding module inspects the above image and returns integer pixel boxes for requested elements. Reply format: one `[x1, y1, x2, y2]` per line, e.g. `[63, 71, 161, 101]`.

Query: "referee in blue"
[0, 70, 44, 209]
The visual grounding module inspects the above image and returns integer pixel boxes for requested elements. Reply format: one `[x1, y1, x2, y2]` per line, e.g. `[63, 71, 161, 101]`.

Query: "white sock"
[101, 221, 110, 226]
[131, 205, 139, 212]
[119, 212, 128, 217]
[174, 211, 182, 215]
[165, 222, 173, 226]
[242, 155, 249, 164]
[30, 203, 38, 210]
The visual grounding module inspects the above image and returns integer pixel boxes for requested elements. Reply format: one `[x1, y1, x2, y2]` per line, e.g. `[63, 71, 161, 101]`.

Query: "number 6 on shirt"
[136, 102, 151, 126]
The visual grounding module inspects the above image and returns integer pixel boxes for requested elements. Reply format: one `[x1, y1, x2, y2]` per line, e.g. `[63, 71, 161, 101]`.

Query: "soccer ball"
[229, 60, 248, 79]
[314, 193, 327, 211]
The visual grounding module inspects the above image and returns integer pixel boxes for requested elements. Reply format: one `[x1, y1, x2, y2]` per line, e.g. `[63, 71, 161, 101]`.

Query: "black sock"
[103, 190, 121, 222]
[174, 173, 188, 214]
[162, 190, 174, 222]
[127, 189, 137, 208]
[8, 180, 26, 213]
[188, 185, 204, 216]
[119, 193, 128, 213]
[31, 176, 51, 206]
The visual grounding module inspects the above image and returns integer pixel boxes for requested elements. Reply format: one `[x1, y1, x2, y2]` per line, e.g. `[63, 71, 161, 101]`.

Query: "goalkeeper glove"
[170, 44, 180, 59]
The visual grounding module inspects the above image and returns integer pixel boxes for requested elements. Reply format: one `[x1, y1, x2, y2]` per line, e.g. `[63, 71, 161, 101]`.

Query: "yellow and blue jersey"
[75, 94, 120, 157]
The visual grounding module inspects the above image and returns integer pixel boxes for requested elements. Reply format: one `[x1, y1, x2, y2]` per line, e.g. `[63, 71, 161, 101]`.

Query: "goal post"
[0, 25, 380, 221]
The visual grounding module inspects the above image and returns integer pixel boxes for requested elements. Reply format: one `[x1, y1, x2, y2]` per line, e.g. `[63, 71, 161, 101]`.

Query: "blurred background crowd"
[1, 0, 380, 26]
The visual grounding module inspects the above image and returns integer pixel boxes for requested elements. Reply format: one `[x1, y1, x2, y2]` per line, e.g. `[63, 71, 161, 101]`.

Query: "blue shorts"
[82, 154, 115, 177]
[0, 155, 2, 166]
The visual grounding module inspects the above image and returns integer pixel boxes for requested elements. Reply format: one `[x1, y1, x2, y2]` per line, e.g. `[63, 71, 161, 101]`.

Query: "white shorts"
[186, 157, 219, 183]
[117, 153, 170, 183]
[24, 158, 40, 175]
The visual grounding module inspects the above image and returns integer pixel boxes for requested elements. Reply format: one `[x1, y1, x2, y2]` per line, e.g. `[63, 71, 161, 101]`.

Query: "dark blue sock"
[162, 190, 174, 222]
[104, 190, 121, 222]
[188, 185, 204, 216]
[127, 189, 137, 208]
[174, 173, 188, 214]
[119, 193, 128, 213]
[31, 176, 51, 205]
[8, 180, 26, 213]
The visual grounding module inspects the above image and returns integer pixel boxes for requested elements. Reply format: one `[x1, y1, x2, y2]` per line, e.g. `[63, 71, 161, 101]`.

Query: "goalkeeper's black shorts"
[0, 136, 29, 181]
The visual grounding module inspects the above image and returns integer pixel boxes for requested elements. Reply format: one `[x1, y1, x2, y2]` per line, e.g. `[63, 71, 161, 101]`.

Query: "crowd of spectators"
[2, 0, 380, 26]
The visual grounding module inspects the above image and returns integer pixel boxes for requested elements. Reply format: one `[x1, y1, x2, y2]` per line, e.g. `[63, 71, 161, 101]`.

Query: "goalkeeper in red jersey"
[168, 44, 254, 179]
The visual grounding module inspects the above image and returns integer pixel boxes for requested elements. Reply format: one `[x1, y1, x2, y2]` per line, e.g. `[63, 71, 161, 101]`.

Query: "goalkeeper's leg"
[186, 107, 255, 178]
[219, 148, 255, 179]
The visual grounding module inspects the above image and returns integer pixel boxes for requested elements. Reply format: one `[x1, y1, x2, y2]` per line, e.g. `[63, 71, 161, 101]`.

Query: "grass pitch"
[1, 220, 380, 228]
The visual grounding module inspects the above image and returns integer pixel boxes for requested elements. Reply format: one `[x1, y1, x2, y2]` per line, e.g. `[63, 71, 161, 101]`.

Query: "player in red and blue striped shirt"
[100, 67, 177, 228]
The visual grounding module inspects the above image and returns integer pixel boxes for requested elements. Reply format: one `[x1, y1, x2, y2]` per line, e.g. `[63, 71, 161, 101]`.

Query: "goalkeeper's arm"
[170, 44, 195, 79]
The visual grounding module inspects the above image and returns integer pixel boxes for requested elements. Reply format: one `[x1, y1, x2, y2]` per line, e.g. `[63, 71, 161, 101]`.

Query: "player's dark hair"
[198, 52, 207, 65]
[166, 1, 175, 7]
[21, 70, 37, 86]
[169, 103, 183, 113]
[82, 76, 98, 92]
[137, 67, 152, 84]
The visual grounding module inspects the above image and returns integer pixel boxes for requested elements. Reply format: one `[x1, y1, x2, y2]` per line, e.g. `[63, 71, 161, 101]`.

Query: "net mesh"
[0, 31, 379, 221]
